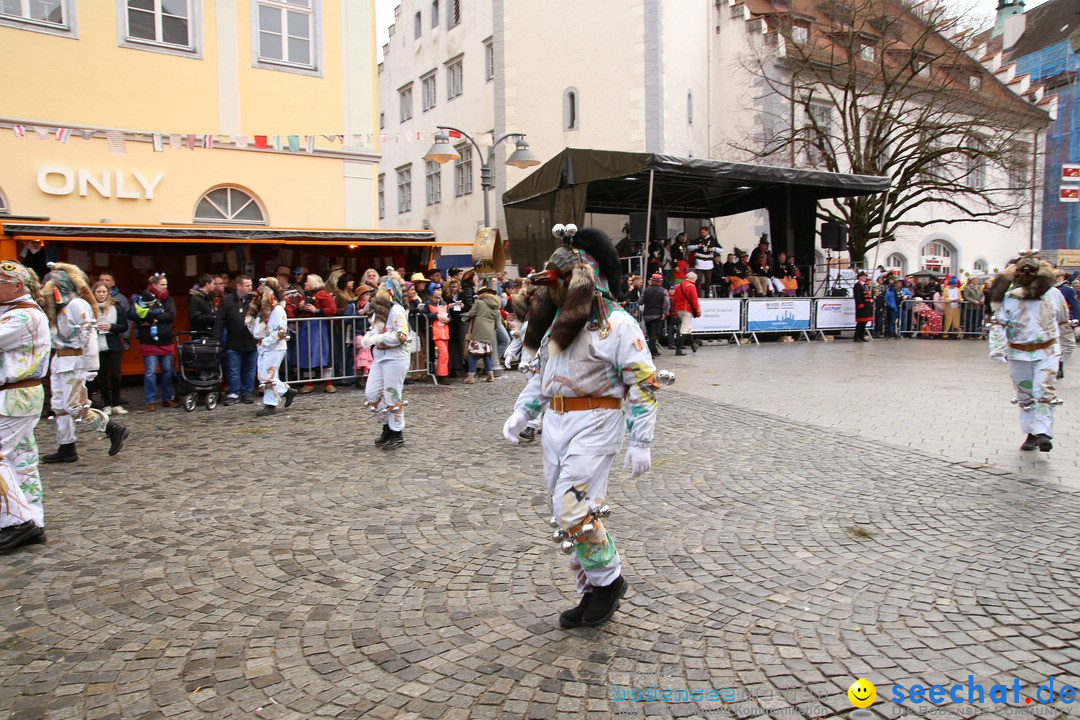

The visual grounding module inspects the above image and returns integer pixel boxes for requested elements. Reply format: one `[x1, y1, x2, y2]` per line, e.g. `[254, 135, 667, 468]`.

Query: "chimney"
[1002, 11, 1026, 50]
[992, 0, 1025, 38]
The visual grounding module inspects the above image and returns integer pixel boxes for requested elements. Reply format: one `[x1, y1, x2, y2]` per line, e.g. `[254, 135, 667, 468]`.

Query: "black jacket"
[129, 293, 176, 347]
[188, 288, 216, 332]
[213, 291, 257, 352]
[641, 284, 669, 321]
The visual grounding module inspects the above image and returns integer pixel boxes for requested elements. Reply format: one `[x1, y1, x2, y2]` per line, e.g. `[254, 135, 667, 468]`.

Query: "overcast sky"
[374, 0, 1055, 62]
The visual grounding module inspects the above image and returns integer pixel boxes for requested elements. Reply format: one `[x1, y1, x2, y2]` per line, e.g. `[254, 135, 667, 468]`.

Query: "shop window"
[0, 0, 75, 37]
[254, 0, 319, 74]
[120, 0, 199, 56]
[194, 186, 266, 224]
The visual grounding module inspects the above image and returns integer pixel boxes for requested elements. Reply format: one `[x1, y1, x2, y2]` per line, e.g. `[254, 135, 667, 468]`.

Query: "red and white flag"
[1061, 186, 1080, 203]
[12, 125, 25, 138]
[447, 130, 462, 138]
[185, 134, 195, 151]
[55, 128, 71, 143]
[106, 130, 127, 155]
[254, 135, 269, 149]
[202, 134, 214, 149]
[1063, 164, 1080, 181]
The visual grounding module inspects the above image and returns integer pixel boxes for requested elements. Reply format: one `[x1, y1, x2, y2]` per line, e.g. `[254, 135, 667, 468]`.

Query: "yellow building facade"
[0, 0, 443, 287]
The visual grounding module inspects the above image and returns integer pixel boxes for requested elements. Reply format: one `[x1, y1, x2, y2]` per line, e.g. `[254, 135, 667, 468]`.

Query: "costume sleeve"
[372, 306, 409, 347]
[263, 307, 287, 349]
[0, 310, 32, 353]
[988, 303, 1009, 358]
[512, 368, 547, 420]
[618, 319, 659, 449]
[1057, 293, 1076, 356]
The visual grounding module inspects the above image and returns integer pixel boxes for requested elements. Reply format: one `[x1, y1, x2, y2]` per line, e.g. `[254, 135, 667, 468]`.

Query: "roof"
[502, 148, 891, 219]
[1007, 0, 1080, 58]
[0, 221, 462, 248]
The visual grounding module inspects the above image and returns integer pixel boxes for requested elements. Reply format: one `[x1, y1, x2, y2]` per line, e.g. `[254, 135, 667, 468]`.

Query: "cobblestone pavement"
[2, 346, 1079, 720]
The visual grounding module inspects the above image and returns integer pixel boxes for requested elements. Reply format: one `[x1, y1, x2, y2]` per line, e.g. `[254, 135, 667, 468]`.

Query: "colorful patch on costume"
[558, 484, 592, 529]
[634, 337, 644, 352]
[575, 530, 617, 571]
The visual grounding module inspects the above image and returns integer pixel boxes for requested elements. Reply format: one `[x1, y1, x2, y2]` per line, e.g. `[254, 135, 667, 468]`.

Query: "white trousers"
[542, 407, 624, 589]
[767, 277, 785, 294]
[504, 334, 524, 364]
[365, 356, 409, 431]
[1009, 356, 1059, 437]
[258, 346, 289, 406]
[51, 369, 108, 444]
[0, 414, 43, 528]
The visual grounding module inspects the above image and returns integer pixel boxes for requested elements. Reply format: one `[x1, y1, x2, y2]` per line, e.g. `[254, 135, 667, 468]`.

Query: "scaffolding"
[1014, 42, 1080, 250]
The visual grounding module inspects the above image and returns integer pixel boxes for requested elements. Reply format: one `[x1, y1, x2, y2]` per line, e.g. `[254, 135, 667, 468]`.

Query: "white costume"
[364, 299, 410, 433]
[0, 293, 50, 530]
[989, 286, 1074, 438]
[51, 296, 107, 444]
[250, 304, 290, 406]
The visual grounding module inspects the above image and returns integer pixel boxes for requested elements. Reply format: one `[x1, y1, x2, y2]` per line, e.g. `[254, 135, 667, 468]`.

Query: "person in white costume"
[362, 269, 410, 450]
[246, 278, 299, 417]
[987, 251, 1075, 452]
[0, 261, 51, 554]
[40, 263, 128, 464]
[503, 225, 660, 629]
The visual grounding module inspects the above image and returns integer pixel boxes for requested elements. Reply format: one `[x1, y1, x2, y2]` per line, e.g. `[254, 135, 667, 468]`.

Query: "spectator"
[353, 283, 375, 388]
[93, 281, 128, 414]
[671, 232, 689, 282]
[962, 274, 986, 336]
[427, 268, 444, 285]
[672, 271, 701, 355]
[98, 272, 131, 352]
[427, 286, 450, 381]
[294, 274, 337, 393]
[188, 273, 216, 333]
[273, 264, 292, 290]
[213, 274, 257, 405]
[410, 273, 430, 303]
[884, 277, 901, 339]
[464, 286, 500, 383]
[641, 273, 670, 357]
[749, 248, 772, 297]
[131, 272, 178, 409]
[328, 269, 358, 385]
[361, 267, 380, 288]
[772, 251, 799, 296]
[749, 234, 773, 270]
[941, 277, 962, 339]
[853, 270, 872, 342]
[688, 226, 722, 298]
[722, 252, 749, 298]
[444, 278, 470, 377]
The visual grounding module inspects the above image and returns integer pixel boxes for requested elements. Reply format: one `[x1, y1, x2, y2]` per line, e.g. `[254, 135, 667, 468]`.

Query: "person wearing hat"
[941, 276, 963, 339]
[410, 272, 429, 304]
[464, 286, 501, 382]
[0, 261, 52, 554]
[641, 273, 670, 357]
[351, 283, 376, 387]
[274, 265, 292, 287]
[988, 252, 1074, 452]
[853, 270, 872, 342]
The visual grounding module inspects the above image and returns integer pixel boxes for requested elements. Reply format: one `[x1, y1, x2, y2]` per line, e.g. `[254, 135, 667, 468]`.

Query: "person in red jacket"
[672, 272, 701, 355]
[853, 270, 873, 342]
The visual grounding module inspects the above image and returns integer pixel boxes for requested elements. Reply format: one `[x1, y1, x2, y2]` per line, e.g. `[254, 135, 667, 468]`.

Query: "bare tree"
[735, 0, 1048, 262]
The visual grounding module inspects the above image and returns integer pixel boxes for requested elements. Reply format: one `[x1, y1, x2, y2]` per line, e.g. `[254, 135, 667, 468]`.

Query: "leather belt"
[1008, 340, 1055, 352]
[549, 395, 622, 413]
[0, 378, 42, 391]
[55, 348, 82, 357]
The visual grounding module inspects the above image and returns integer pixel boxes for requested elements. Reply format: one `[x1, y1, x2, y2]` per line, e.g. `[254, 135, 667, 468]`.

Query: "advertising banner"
[814, 298, 857, 330]
[746, 299, 812, 332]
[691, 298, 741, 333]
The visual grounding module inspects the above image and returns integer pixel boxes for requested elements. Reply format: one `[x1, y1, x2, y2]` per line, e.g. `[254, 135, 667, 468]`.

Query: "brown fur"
[41, 262, 98, 329]
[524, 286, 557, 354]
[548, 265, 596, 354]
[247, 278, 283, 324]
[373, 291, 393, 327]
[988, 260, 1056, 310]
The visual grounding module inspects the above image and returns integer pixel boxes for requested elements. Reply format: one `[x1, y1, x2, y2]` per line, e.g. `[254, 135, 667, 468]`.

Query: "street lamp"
[423, 125, 540, 228]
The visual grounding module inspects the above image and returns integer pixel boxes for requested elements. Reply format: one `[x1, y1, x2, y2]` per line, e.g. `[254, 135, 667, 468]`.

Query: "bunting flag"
[322, 134, 337, 143]
[287, 135, 300, 152]
[447, 130, 462, 138]
[271, 135, 282, 151]
[55, 127, 71, 144]
[80, 129, 97, 140]
[233, 135, 249, 148]
[305, 135, 315, 153]
[12, 125, 25, 138]
[169, 133, 182, 150]
[254, 135, 268, 149]
[184, 134, 195, 150]
[33, 127, 50, 140]
[106, 130, 127, 155]
[151, 133, 164, 152]
[202, 134, 214, 149]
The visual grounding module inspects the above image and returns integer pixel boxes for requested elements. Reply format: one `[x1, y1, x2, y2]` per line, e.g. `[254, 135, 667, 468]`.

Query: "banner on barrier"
[814, 298, 857, 330]
[691, 298, 742, 333]
[746, 299, 812, 331]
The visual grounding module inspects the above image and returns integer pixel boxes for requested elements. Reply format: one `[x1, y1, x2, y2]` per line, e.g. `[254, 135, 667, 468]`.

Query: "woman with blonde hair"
[290, 273, 338, 392]
[91, 280, 128, 414]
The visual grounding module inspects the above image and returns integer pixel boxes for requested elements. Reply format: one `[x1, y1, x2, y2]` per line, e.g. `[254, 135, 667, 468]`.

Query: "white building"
[378, 0, 1049, 280]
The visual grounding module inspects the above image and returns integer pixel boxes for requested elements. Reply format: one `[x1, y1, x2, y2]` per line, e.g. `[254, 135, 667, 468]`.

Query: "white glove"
[991, 355, 1007, 365]
[361, 334, 378, 349]
[623, 446, 651, 478]
[502, 411, 529, 445]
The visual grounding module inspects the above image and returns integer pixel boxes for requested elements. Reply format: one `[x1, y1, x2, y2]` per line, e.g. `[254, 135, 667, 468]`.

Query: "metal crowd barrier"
[896, 299, 986, 339]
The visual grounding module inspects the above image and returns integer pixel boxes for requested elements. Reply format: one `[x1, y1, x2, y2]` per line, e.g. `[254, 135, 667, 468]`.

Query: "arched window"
[921, 239, 955, 274]
[563, 87, 578, 131]
[885, 252, 907, 276]
[972, 258, 988, 273]
[414, 11, 422, 38]
[431, 0, 438, 27]
[194, 186, 266, 224]
[687, 90, 693, 125]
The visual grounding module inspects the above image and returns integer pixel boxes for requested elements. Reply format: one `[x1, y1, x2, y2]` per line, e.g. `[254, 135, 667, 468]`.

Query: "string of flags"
[5, 125, 496, 155]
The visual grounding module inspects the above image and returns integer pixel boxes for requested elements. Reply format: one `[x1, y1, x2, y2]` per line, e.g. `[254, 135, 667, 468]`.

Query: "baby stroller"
[175, 331, 223, 411]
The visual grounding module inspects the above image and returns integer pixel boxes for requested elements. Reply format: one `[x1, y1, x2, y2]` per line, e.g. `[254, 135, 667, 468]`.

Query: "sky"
[374, 0, 1056, 61]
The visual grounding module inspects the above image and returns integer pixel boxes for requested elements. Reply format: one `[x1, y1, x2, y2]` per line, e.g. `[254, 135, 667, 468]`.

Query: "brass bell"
[560, 540, 575, 554]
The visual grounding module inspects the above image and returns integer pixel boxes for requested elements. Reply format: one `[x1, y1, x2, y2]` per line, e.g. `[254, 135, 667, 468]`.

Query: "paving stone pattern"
[1, 360, 1079, 720]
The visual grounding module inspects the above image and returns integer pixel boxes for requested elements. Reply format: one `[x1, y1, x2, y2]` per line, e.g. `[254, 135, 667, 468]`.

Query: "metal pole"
[1029, 128, 1038, 251]
[871, 188, 892, 272]
[643, 168, 655, 281]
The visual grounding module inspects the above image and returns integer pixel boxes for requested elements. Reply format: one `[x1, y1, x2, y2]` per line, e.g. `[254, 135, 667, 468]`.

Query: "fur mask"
[988, 252, 1056, 309]
[247, 277, 283, 324]
[41, 262, 97, 328]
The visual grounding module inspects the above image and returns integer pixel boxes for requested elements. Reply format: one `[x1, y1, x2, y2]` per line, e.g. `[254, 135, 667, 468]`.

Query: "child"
[353, 283, 375, 387]
[427, 286, 450, 380]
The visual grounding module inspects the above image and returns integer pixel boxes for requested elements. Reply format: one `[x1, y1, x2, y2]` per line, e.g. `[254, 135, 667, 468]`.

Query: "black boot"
[560, 592, 594, 629]
[283, 387, 299, 408]
[1057, 363, 1064, 380]
[1021, 434, 1040, 451]
[0, 520, 45, 554]
[518, 426, 537, 442]
[256, 404, 277, 417]
[675, 335, 686, 356]
[580, 575, 628, 627]
[1037, 434, 1053, 453]
[689, 336, 697, 353]
[382, 429, 404, 449]
[105, 421, 129, 456]
[42, 443, 78, 463]
[374, 424, 392, 447]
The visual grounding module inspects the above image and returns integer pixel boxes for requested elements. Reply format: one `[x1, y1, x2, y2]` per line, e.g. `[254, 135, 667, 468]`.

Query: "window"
[563, 88, 579, 131]
[973, 259, 988, 273]
[379, 111, 385, 130]
[921, 240, 955, 273]
[425, 161, 442, 206]
[194, 186, 266, 224]
[687, 90, 693, 126]
[885, 252, 907, 276]
[484, 38, 494, 81]
[396, 165, 412, 213]
[791, 22, 808, 43]
[421, 71, 436, 112]
[413, 10, 420, 38]
[399, 84, 413, 122]
[806, 104, 831, 165]
[447, 0, 460, 28]
[123, 0, 194, 52]
[1009, 141, 1029, 190]
[430, 0, 437, 27]
[446, 58, 463, 100]
[378, 174, 385, 220]
[860, 44, 875, 62]
[255, 0, 316, 71]
[969, 74, 981, 91]
[454, 143, 473, 196]
[966, 138, 986, 190]
[0, 0, 73, 35]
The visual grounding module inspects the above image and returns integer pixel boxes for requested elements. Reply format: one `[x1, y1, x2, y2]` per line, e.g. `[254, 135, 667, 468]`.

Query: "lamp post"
[423, 125, 540, 228]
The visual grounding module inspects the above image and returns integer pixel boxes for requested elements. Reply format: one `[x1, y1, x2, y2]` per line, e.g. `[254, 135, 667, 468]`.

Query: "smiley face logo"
[848, 679, 876, 708]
